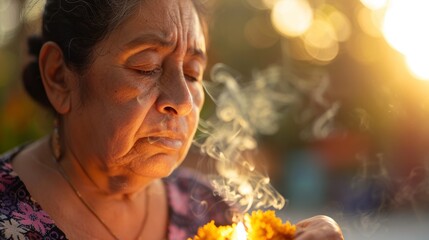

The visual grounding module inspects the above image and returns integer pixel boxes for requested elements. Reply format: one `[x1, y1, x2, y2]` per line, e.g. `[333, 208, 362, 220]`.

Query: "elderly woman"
[0, 0, 344, 239]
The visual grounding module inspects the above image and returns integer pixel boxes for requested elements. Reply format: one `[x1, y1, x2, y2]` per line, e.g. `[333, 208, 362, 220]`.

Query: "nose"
[156, 67, 194, 116]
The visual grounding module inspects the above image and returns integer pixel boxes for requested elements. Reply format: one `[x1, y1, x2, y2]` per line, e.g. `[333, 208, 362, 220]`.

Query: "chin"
[130, 153, 182, 178]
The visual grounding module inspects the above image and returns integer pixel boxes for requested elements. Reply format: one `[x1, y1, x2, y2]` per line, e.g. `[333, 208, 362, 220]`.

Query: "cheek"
[191, 83, 205, 110]
[94, 109, 142, 159]
[185, 85, 204, 136]
[186, 84, 204, 134]
[88, 86, 158, 157]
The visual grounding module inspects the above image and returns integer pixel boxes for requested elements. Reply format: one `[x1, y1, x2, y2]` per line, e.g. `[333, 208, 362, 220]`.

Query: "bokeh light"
[382, 0, 429, 55]
[271, 0, 313, 37]
[2, 2, 429, 239]
[261, 0, 278, 9]
[406, 54, 429, 81]
[327, 9, 351, 42]
[357, 6, 383, 38]
[304, 40, 339, 63]
[303, 18, 337, 50]
[360, 0, 388, 10]
[301, 6, 345, 63]
[382, 0, 429, 81]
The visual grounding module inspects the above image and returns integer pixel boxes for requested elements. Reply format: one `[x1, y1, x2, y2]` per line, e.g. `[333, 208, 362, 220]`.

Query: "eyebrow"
[124, 32, 174, 50]
[187, 47, 207, 66]
[124, 33, 207, 64]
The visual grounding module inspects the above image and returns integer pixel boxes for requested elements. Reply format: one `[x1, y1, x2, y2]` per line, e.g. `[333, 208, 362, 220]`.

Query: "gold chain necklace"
[51, 135, 150, 240]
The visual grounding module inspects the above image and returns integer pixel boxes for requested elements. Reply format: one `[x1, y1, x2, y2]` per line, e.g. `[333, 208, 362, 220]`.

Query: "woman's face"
[64, 0, 206, 183]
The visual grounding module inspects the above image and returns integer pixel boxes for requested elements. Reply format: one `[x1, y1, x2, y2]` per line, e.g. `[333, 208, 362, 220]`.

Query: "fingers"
[296, 231, 344, 240]
[295, 215, 344, 240]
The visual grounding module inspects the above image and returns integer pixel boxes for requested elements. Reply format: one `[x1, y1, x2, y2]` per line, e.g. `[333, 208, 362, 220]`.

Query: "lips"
[135, 129, 187, 151]
[145, 136, 184, 150]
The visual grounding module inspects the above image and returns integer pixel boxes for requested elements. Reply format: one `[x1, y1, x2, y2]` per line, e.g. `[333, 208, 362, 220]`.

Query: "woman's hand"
[295, 215, 344, 240]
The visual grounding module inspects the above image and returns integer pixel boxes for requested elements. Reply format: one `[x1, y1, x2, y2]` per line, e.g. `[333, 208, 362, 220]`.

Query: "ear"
[39, 42, 73, 114]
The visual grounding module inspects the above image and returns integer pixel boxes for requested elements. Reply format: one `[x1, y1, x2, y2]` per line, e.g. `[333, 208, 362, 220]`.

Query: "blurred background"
[1, 0, 429, 239]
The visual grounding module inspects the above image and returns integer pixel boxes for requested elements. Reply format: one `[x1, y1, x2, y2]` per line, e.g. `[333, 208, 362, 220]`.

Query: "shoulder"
[0, 146, 66, 240]
[0, 146, 24, 195]
[164, 167, 234, 238]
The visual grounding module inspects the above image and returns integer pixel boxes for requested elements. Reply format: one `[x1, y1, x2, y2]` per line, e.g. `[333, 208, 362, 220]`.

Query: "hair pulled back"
[23, 0, 208, 112]
[23, 0, 141, 111]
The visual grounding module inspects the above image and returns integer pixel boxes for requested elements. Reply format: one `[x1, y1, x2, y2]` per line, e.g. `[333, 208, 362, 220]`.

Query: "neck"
[29, 136, 168, 240]
[48, 136, 154, 201]
[65, 155, 158, 201]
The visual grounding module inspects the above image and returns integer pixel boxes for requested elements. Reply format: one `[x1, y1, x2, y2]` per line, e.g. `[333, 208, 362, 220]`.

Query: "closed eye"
[185, 74, 199, 82]
[138, 67, 162, 76]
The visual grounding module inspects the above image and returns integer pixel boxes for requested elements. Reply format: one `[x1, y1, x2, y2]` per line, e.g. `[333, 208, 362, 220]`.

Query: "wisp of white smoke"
[194, 63, 300, 213]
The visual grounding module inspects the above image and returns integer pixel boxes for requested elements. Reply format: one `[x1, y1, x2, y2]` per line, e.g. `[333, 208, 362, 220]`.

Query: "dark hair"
[23, 0, 207, 112]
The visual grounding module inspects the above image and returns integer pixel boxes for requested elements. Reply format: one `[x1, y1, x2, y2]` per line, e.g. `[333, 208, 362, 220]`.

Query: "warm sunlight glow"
[382, 0, 429, 55]
[346, 34, 379, 64]
[271, 0, 313, 37]
[303, 18, 339, 62]
[357, 7, 383, 37]
[406, 54, 429, 81]
[382, 0, 429, 80]
[234, 222, 247, 240]
[327, 10, 351, 42]
[303, 19, 336, 49]
[262, 0, 278, 9]
[304, 41, 339, 63]
[360, 0, 388, 10]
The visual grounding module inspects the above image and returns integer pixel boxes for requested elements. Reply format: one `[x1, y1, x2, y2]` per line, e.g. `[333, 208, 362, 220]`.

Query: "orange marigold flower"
[245, 210, 296, 240]
[190, 220, 237, 240]
[189, 210, 296, 240]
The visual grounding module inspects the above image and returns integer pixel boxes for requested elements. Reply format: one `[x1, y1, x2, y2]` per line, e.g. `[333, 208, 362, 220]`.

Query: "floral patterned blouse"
[0, 146, 232, 240]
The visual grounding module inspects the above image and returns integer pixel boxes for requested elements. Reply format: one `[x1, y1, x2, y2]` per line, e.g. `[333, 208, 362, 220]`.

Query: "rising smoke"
[193, 63, 339, 214]
[193, 62, 429, 217]
[194, 64, 291, 213]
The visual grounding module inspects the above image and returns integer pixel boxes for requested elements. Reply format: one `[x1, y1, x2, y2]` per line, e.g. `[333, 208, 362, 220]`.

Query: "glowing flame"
[234, 222, 247, 240]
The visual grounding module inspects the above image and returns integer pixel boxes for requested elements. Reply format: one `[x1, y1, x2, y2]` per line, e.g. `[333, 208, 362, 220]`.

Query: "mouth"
[141, 136, 184, 150]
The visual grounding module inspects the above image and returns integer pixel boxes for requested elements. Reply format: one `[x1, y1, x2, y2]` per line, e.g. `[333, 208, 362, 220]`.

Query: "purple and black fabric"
[0, 146, 232, 240]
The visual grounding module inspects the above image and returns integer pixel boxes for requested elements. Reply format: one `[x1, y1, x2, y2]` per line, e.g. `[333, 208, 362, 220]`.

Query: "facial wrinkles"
[157, 1, 197, 111]
[167, 1, 188, 56]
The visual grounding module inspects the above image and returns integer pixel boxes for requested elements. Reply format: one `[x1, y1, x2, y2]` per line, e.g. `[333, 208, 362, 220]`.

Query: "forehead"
[103, 0, 206, 56]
